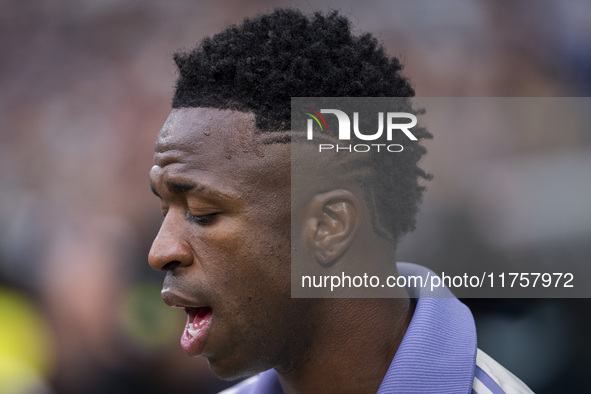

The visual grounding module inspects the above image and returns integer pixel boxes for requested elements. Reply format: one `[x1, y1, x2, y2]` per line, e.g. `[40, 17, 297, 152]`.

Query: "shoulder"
[473, 349, 534, 394]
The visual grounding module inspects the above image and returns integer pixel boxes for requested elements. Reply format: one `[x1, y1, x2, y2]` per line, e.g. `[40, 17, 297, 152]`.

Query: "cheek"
[194, 218, 290, 292]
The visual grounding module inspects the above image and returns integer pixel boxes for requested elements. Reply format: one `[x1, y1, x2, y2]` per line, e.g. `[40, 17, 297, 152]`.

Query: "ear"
[305, 189, 361, 266]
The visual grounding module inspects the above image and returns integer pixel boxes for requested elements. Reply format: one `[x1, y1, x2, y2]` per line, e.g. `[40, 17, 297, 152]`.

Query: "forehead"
[155, 107, 261, 160]
[151, 107, 290, 194]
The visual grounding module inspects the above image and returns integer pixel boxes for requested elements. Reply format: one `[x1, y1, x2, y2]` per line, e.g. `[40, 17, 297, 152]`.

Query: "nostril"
[162, 261, 182, 271]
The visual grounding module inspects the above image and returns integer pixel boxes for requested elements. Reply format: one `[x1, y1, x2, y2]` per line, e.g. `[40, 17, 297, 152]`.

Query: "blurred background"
[0, 0, 590, 392]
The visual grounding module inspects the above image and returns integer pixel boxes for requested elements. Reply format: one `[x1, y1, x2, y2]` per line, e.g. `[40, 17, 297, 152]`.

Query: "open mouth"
[181, 306, 213, 356]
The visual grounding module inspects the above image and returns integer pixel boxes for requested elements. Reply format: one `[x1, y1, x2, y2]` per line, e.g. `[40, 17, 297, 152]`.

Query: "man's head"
[172, 8, 431, 241]
[149, 9, 430, 380]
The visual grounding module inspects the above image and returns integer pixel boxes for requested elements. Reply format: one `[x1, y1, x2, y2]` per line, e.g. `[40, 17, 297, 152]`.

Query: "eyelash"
[187, 212, 219, 225]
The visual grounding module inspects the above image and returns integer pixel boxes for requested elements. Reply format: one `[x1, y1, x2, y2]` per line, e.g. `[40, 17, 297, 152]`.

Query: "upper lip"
[161, 289, 208, 309]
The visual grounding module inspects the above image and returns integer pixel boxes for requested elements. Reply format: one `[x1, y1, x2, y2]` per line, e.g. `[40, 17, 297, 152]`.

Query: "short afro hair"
[172, 8, 432, 242]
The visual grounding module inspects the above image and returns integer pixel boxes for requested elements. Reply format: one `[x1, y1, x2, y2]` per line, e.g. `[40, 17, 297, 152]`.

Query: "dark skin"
[149, 107, 414, 394]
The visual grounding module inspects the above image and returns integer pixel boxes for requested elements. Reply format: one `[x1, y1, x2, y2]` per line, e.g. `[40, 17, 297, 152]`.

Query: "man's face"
[149, 108, 313, 379]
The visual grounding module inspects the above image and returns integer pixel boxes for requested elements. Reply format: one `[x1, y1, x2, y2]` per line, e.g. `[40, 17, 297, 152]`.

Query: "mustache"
[161, 272, 217, 307]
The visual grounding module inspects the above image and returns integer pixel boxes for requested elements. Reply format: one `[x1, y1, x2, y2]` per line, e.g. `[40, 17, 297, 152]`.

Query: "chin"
[207, 356, 267, 381]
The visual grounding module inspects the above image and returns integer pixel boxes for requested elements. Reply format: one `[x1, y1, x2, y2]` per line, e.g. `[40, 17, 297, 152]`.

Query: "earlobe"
[306, 189, 361, 266]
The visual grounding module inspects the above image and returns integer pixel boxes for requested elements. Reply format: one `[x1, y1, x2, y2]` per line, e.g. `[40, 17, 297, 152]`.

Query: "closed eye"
[187, 212, 219, 225]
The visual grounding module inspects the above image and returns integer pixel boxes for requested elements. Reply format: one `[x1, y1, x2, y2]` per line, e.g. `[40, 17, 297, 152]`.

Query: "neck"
[276, 297, 414, 394]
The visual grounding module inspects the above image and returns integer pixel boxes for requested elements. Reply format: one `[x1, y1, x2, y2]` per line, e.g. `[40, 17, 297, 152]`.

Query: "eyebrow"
[150, 181, 195, 198]
[167, 181, 196, 195]
[150, 180, 235, 200]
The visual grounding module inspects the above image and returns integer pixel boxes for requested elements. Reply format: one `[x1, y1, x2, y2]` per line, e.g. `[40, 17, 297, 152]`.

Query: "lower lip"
[180, 307, 213, 356]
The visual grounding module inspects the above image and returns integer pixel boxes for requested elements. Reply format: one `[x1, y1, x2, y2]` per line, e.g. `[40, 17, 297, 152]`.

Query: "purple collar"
[377, 262, 477, 393]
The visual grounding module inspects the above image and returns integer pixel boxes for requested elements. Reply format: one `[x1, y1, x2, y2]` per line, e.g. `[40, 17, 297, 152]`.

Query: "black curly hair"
[172, 8, 432, 243]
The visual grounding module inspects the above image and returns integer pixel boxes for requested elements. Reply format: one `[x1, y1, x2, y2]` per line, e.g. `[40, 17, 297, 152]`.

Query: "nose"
[148, 214, 193, 271]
